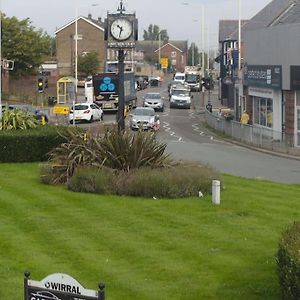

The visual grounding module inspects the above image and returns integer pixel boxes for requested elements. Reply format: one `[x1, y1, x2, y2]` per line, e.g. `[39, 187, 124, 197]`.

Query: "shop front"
[244, 65, 282, 137]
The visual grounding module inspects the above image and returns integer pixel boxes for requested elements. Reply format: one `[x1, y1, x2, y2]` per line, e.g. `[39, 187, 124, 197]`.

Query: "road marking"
[162, 121, 183, 142]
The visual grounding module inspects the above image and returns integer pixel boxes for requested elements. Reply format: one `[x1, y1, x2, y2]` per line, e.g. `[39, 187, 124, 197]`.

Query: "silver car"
[130, 107, 160, 131]
[143, 92, 164, 112]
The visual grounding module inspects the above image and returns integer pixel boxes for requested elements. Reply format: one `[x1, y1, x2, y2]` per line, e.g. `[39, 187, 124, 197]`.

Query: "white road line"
[162, 121, 183, 142]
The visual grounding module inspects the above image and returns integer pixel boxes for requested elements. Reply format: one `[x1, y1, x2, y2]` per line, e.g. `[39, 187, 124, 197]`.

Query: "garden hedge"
[0, 125, 70, 162]
[277, 221, 300, 299]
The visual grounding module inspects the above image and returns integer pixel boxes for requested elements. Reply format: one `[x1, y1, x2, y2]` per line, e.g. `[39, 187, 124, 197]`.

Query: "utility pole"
[192, 43, 195, 66]
[158, 32, 161, 71]
[201, 5, 205, 75]
[117, 49, 125, 131]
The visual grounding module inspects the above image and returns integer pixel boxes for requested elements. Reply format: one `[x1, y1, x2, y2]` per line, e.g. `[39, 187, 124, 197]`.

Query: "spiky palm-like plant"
[45, 128, 172, 184]
[0, 109, 39, 130]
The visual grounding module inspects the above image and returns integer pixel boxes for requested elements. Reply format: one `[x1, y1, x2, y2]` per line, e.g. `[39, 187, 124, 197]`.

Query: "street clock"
[110, 18, 133, 41]
[105, 2, 138, 49]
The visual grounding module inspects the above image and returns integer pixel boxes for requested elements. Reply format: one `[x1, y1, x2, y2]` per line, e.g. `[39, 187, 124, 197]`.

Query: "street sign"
[24, 272, 105, 300]
[53, 105, 70, 115]
[160, 57, 168, 69]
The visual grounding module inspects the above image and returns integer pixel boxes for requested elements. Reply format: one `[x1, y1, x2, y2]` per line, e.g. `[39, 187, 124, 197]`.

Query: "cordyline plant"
[0, 109, 39, 130]
[44, 128, 172, 184]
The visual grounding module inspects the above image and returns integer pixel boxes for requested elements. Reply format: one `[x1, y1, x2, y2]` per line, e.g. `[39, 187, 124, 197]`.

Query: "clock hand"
[118, 26, 123, 38]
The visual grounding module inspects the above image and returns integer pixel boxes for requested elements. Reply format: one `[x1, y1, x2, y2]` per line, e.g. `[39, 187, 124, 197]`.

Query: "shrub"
[47, 128, 103, 183]
[46, 128, 172, 183]
[0, 125, 70, 162]
[97, 129, 172, 171]
[114, 163, 222, 198]
[277, 221, 300, 299]
[67, 167, 114, 194]
[67, 162, 222, 199]
[0, 108, 39, 130]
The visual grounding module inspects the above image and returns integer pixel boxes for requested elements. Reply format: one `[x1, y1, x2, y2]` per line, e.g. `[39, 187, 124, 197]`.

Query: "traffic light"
[202, 78, 212, 90]
[37, 77, 44, 93]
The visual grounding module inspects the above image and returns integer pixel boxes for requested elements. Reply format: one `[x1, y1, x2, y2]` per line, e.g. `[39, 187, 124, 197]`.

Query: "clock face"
[110, 18, 133, 41]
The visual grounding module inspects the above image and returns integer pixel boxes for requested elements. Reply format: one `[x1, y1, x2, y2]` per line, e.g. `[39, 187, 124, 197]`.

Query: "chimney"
[88, 13, 92, 19]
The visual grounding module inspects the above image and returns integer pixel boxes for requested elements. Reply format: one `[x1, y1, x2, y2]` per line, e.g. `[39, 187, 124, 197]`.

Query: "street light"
[238, 0, 242, 71]
[75, 0, 78, 95]
[181, 2, 205, 74]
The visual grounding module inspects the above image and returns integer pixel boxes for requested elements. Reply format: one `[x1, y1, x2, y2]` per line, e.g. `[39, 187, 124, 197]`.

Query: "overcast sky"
[2, 0, 271, 49]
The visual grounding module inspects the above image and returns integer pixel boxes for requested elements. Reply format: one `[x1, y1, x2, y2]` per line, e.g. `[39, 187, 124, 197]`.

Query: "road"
[76, 81, 300, 184]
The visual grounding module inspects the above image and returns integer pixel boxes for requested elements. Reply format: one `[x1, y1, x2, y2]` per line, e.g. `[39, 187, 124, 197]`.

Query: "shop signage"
[24, 272, 105, 300]
[291, 66, 300, 90]
[244, 65, 282, 89]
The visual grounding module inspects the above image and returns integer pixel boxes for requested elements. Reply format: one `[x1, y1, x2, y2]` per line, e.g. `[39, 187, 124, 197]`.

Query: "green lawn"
[1, 163, 300, 299]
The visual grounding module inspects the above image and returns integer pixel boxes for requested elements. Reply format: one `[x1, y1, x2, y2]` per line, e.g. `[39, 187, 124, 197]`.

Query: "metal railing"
[205, 111, 300, 157]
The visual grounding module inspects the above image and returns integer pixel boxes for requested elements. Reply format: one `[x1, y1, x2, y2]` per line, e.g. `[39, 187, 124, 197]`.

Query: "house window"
[171, 51, 177, 58]
[253, 96, 273, 128]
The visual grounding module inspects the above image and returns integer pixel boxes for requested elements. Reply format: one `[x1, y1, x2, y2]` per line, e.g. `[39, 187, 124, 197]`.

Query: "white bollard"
[212, 180, 221, 205]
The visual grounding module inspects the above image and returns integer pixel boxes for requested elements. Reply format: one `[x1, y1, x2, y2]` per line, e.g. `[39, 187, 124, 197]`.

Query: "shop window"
[296, 91, 300, 106]
[253, 96, 273, 128]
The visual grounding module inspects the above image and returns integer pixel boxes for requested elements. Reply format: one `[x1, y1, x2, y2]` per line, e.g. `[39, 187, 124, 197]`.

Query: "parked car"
[69, 102, 103, 123]
[143, 92, 164, 112]
[130, 107, 160, 131]
[170, 87, 192, 109]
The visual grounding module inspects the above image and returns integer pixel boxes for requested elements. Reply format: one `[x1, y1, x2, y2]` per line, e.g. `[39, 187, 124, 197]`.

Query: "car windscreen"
[134, 108, 155, 116]
[75, 105, 89, 110]
[185, 74, 199, 82]
[172, 90, 189, 96]
[145, 94, 161, 99]
[175, 76, 185, 81]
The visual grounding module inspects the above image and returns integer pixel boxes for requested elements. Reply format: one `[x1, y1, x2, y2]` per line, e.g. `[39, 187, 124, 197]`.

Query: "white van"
[173, 72, 185, 84]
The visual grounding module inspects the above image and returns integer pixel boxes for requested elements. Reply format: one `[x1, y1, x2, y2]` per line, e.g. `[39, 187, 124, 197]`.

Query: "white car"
[69, 102, 103, 123]
[173, 72, 186, 84]
[170, 88, 191, 109]
[130, 107, 160, 131]
[143, 92, 164, 112]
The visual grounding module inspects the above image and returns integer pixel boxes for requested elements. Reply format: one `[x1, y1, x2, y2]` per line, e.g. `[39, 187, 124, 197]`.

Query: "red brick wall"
[285, 90, 295, 137]
[159, 44, 186, 72]
[56, 19, 105, 76]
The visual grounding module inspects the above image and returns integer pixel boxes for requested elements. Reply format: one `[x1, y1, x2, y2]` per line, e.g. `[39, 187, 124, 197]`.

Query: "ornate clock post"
[105, 0, 138, 131]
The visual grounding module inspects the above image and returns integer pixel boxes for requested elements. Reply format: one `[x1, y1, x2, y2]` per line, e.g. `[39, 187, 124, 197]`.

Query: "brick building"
[136, 40, 188, 72]
[55, 14, 106, 76]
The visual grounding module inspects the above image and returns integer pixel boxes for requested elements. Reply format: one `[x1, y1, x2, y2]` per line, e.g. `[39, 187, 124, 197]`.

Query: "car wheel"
[161, 107, 164, 112]
[89, 116, 93, 123]
[100, 113, 103, 121]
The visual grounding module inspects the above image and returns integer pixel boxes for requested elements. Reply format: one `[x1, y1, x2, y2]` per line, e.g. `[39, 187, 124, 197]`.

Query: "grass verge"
[1, 163, 300, 299]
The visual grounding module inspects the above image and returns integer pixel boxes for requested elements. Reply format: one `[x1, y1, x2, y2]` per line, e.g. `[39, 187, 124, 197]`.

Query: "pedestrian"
[240, 110, 250, 124]
[217, 108, 222, 117]
[206, 103, 212, 113]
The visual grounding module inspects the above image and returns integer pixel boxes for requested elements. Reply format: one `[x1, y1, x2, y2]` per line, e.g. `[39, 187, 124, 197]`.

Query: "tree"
[78, 52, 100, 77]
[143, 24, 169, 42]
[1, 14, 53, 77]
[188, 43, 200, 66]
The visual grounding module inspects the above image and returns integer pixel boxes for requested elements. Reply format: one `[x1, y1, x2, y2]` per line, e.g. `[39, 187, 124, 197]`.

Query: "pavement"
[197, 86, 300, 161]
